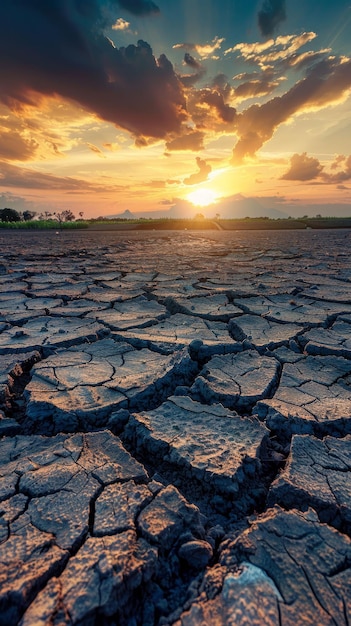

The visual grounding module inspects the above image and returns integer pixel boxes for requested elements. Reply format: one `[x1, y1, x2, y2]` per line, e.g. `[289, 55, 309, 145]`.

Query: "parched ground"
[1, 228, 351, 625]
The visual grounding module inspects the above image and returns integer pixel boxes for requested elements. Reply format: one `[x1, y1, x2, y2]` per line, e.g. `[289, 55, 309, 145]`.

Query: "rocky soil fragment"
[174, 507, 351, 626]
[46, 297, 109, 317]
[268, 434, 351, 531]
[191, 350, 280, 410]
[125, 395, 270, 519]
[0, 430, 211, 625]
[0, 315, 106, 355]
[93, 295, 167, 330]
[301, 319, 351, 359]
[0, 295, 64, 324]
[255, 354, 351, 439]
[24, 339, 196, 433]
[166, 294, 242, 321]
[301, 281, 351, 303]
[21, 532, 158, 626]
[28, 280, 90, 299]
[114, 312, 240, 356]
[229, 314, 304, 350]
[233, 293, 351, 325]
[0, 431, 144, 624]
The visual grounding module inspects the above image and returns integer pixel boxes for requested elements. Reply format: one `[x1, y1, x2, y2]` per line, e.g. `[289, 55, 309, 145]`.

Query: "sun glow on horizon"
[186, 188, 218, 206]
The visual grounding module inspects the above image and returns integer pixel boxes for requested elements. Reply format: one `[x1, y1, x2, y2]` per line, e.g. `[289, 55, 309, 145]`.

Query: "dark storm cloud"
[117, 0, 160, 15]
[0, 0, 185, 138]
[258, 0, 286, 36]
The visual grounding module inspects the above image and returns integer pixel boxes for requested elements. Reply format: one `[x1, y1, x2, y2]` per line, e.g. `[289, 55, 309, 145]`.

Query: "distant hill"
[106, 194, 288, 220]
[211, 194, 287, 219]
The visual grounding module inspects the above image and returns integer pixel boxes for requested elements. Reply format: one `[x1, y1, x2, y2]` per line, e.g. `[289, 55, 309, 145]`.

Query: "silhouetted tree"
[23, 210, 37, 221]
[54, 210, 75, 223]
[0, 208, 21, 222]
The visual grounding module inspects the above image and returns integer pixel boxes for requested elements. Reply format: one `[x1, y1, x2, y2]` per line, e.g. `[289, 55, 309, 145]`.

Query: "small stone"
[178, 540, 213, 570]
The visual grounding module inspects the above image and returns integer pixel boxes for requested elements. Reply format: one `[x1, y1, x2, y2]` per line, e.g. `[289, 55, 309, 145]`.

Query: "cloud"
[144, 180, 166, 188]
[183, 157, 212, 185]
[165, 130, 205, 152]
[234, 77, 280, 101]
[331, 155, 346, 170]
[102, 142, 120, 151]
[112, 18, 131, 31]
[283, 48, 332, 71]
[0, 161, 124, 192]
[184, 75, 236, 133]
[229, 33, 318, 69]
[281, 153, 324, 181]
[232, 56, 351, 163]
[324, 155, 351, 183]
[117, 0, 160, 16]
[226, 39, 274, 58]
[0, 1, 185, 139]
[258, 0, 286, 37]
[173, 37, 225, 60]
[184, 53, 202, 70]
[198, 89, 236, 123]
[0, 130, 39, 161]
[87, 143, 105, 157]
[179, 54, 206, 87]
[281, 153, 351, 184]
[0, 192, 38, 213]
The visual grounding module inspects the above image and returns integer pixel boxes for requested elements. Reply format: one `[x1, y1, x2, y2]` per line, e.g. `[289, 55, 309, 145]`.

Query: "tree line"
[0, 208, 81, 223]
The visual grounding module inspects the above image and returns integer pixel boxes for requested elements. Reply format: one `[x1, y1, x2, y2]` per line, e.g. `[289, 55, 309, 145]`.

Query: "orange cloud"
[0, 129, 38, 161]
[173, 37, 225, 60]
[232, 56, 351, 163]
[227, 32, 318, 69]
[281, 153, 324, 181]
[87, 143, 105, 157]
[0, 161, 125, 191]
[165, 130, 205, 152]
[183, 157, 212, 185]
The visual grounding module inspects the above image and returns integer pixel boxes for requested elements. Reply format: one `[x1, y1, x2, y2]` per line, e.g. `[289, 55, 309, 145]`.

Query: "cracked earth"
[1, 228, 351, 625]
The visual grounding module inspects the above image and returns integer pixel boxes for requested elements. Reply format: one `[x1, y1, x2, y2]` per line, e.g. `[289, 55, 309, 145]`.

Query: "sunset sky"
[0, 0, 351, 218]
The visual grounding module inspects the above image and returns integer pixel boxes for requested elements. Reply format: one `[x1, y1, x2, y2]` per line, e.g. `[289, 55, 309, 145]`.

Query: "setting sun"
[186, 188, 218, 207]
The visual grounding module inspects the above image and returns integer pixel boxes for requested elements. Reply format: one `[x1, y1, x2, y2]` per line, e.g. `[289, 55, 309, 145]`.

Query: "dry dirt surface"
[1, 228, 351, 625]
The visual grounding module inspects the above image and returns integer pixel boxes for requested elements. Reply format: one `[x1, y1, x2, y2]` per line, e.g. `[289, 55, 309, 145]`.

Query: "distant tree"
[194, 212, 205, 220]
[23, 210, 37, 221]
[54, 210, 75, 223]
[316, 213, 322, 218]
[78, 211, 84, 219]
[0, 208, 21, 222]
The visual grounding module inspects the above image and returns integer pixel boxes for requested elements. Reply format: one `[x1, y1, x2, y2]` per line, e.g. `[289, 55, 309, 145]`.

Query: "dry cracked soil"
[1, 228, 351, 625]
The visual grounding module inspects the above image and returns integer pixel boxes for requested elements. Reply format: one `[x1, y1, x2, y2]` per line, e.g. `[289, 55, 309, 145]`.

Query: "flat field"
[1, 228, 351, 625]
